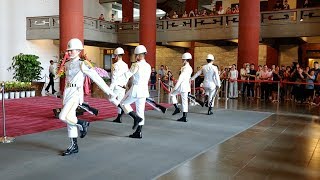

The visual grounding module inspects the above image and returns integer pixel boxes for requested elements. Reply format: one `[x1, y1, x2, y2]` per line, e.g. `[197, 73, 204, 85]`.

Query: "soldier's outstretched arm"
[213, 67, 221, 88]
[123, 63, 139, 84]
[80, 60, 115, 96]
[190, 68, 202, 81]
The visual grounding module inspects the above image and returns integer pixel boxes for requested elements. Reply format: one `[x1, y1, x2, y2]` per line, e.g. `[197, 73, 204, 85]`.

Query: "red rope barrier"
[160, 81, 171, 93]
[234, 79, 319, 85]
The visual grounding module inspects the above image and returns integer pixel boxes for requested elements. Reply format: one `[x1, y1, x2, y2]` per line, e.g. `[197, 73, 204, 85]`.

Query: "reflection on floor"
[157, 95, 320, 180]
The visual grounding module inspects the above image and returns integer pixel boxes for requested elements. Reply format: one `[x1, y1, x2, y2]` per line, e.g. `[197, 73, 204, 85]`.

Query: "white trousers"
[121, 96, 146, 126]
[229, 82, 238, 98]
[205, 87, 216, 108]
[171, 91, 189, 112]
[59, 99, 79, 138]
[113, 87, 126, 114]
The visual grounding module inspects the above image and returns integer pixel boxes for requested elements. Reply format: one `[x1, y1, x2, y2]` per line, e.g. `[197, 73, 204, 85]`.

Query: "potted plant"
[3, 82, 10, 99]
[5, 82, 15, 99]
[25, 82, 32, 97]
[19, 82, 26, 98]
[13, 82, 20, 99]
[7, 53, 44, 96]
[30, 86, 36, 97]
[0, 82, 3, 100]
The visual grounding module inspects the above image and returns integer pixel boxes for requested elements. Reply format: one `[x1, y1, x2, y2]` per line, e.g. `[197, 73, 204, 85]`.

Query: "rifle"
[146, 98, 167, 114]
[162, 81, 204, 107]
[56, 52, 69, 77]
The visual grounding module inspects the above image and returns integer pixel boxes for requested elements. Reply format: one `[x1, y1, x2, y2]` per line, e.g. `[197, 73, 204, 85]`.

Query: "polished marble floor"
[157, 97, 320, 180]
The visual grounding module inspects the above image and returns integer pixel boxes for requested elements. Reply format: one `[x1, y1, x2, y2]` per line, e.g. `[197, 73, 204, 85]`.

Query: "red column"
[122, 47, 131, 65]
[59, 0, 84, 93]
[185, 0, 198, 70]
[187, 42, 195, 69]
[139, 0, 157, 68]
[122, 0, 134, 22]
[266, 46, 279, 67]
[238, 0, 260, 68]
[185, 0, 198, 14]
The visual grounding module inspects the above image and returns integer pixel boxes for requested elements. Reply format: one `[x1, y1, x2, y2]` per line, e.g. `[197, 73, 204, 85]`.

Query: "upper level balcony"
[26, 8, 320, 44]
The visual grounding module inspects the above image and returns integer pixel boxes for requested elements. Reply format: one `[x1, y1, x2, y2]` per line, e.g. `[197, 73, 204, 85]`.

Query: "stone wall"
[156, 46, 185, 79]
[155, 44, 297, 75]
[279, 45, 298, 66]
[194, 45, 267, 70]
[259, 45, 267, 66]
[194, 46, 238, 70]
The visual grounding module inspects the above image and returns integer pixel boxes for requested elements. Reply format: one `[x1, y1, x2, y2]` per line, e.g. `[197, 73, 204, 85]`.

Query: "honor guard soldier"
[120, 45, 151, 139]
[110, 47, 129, 123]
[59, 38, 116, 156]
[171, 52, 193, 122]
[191, 54, 221, 115]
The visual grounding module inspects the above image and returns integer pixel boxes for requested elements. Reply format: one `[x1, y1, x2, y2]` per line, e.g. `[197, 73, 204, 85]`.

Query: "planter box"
[31, 91, 36, 97]
[15, 92, 20, 99]
[26, 91, 31, 97]
[20, 91, 26, 98]
[4, 93, 9, 99]
[9, 92, 15, 99]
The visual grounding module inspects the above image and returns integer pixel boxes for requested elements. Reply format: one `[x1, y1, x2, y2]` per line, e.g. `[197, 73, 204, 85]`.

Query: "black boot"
[128, 111, 143, 130]
[158, 104, 167, 114]
[113, 110, 124, 123]
[77, 119, 90, 138]
[208, 107, 213, 115]
[129, 125, 142, 139]
[61, 138, 78, 156]
[204, 95, 209, 107]
[53, 108, 61, 118]
[204, 100, 209, 107]
[177, 112, 188, 122]
[172, 104, 181, 115]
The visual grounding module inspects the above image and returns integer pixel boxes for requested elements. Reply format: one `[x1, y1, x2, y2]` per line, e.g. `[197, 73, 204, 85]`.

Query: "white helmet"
[67, 38, 84, 51]
[114, 47, 125, 55]
[182, 52, 192, 60]
[206, 54, 214, 61]
[134, 45, 147, 55]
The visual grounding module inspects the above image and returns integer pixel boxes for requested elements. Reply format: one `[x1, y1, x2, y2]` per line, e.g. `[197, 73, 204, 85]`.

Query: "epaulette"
[111, 64, 115, 71]
[130, 62, 137, 68]
[83, 60, 94, 68]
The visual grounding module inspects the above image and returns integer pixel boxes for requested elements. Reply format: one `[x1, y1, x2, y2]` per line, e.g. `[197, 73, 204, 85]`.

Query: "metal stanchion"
[225, 80, 229, 109]
[193, 80, 196, 97]
[225, 79, 228, 100]
[168, 77, 171, 103]
[157, 78, 161, 103]
[277, 81, 280, 102]
[0, 82, 15, 143]
[189, 80, 196, 106]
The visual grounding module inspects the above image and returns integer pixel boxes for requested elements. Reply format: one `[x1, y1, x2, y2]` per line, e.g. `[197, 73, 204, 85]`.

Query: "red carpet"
[0, 96, 170, 137]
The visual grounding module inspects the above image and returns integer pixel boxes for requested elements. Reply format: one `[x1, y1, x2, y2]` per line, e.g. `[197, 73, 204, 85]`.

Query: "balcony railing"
[26, 8, 320, 42]
[27, 16, 117, 33]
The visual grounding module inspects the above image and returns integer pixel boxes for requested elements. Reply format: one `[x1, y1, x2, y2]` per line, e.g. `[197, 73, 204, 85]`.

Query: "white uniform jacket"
[124, 59, 151, 98]
[191, 63, 221, 88]
[63, 58, 114, 105]
[174, 63, 193, 93]
[110, 60, 129, 90]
